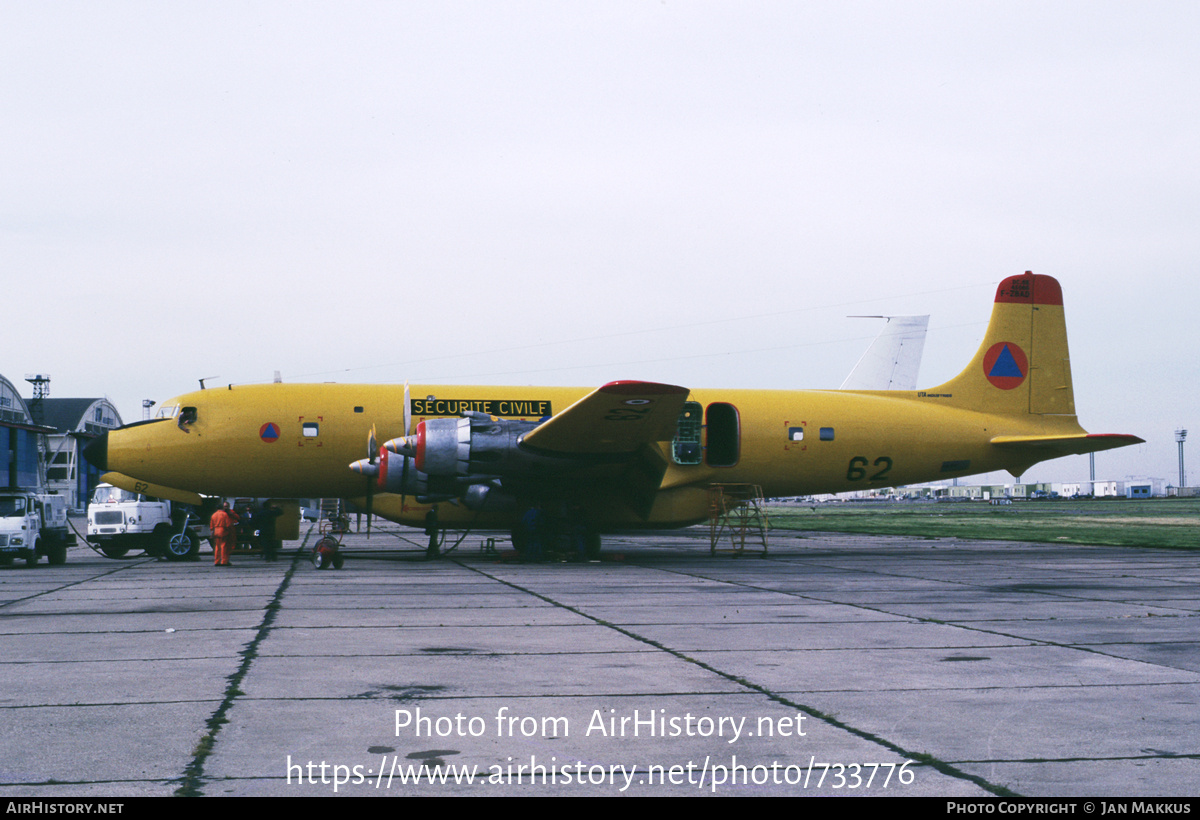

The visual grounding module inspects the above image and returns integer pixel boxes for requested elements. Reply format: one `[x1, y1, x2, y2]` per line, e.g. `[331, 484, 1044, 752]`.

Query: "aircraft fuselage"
[94, 381, 1087, 529]
[86, 274, 1142, 535]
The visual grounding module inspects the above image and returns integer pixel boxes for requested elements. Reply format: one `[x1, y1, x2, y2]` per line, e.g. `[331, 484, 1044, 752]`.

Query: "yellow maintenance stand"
[707, 483, 768, 557]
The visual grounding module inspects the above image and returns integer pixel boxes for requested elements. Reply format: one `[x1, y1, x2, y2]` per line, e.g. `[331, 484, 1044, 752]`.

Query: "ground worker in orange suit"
[210, 501, 240, 567]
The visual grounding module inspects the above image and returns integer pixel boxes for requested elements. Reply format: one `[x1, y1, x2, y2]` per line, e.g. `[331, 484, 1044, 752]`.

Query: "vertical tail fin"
[927, 272, 1075, 417]
[840, 314, 929, 391]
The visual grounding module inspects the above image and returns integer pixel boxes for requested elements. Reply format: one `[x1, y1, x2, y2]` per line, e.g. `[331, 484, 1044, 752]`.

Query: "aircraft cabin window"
[672, 402, 704, 465]
[820, 427, 835, 441]
[789, 427, 805, 442]
[705, 402, 740, 467]
[303, 423, 320, 438]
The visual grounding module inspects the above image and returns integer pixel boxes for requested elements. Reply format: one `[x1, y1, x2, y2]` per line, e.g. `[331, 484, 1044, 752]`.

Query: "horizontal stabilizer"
[990, 433, 1145, 457]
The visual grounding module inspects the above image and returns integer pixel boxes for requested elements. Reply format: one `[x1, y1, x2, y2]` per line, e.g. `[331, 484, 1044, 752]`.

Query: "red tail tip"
[995, 272, 1063, 306]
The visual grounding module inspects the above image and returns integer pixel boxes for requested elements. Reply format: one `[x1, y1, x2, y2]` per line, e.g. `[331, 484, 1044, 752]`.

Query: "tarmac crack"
[956, 752, 1200, 764]
[638, 561, 1200, 681]
[454, 558, 1018, 797]
[0, 560, 154, 609]
[173, 548, 304, 797]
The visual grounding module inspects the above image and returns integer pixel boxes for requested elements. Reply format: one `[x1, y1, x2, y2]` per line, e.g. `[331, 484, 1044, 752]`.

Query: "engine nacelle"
[462, 483, 517, 513]
[373, 447, 475, 502]
[412, 413, 546, 478]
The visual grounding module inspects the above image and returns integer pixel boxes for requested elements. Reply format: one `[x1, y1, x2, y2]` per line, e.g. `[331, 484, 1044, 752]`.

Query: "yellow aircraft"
[85, 272, 1141, 550]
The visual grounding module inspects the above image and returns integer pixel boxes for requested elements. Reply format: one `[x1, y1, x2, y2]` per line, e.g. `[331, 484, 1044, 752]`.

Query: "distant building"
[0, 374, 47, 490]
[890, 477, 1167, 501]
[0, 373, 124, 508]
[1122, 477, 1164, 499]
[39, 398, 123, 509]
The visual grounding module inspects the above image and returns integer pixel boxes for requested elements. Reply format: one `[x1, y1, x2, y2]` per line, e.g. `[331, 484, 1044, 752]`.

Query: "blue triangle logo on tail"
[988, 344, 1024, 378]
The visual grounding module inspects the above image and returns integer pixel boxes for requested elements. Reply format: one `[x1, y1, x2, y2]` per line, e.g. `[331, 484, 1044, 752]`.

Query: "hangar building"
[38, 398, 124, 509]
[1, 374, 46, 490]
[1, 373, 124, 509]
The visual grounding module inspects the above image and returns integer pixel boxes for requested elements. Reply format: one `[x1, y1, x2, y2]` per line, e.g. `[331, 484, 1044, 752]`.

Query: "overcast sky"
[3, 1, 1197, 486]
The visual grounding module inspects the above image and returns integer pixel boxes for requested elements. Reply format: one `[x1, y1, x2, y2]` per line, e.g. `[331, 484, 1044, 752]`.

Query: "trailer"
[0, 491, 74, 566]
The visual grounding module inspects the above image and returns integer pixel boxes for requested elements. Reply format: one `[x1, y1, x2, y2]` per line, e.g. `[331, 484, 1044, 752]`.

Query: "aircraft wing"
[520, 380, 690, 457]
[516, 381, 690, 518]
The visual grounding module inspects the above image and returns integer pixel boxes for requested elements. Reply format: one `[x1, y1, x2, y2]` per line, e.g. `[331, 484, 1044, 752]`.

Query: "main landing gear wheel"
[584, 530, 602, 560]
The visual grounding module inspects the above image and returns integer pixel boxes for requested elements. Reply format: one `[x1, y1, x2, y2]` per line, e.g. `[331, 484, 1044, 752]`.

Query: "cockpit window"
[176, 406, 198, 433]
[156, 405, 180, 419]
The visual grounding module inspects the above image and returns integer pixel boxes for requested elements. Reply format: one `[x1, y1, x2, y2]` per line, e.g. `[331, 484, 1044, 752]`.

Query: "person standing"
[424, 506, 440, 559]
[210, 501, 239, 567]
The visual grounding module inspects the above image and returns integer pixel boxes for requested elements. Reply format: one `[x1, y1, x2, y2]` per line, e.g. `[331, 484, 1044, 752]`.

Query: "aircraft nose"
[83, 431, 108, 471]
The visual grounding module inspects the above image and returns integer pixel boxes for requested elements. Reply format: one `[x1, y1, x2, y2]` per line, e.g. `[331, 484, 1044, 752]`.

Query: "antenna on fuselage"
[198, 376, 218, 390]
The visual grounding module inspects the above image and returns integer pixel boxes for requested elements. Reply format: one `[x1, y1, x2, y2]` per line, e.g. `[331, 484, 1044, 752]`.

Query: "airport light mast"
[1176, 428, 1188, 489]
[25, 373, 49, 426]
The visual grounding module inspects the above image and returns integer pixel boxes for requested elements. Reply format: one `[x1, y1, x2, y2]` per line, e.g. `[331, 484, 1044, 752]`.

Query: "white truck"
[87, 483, 200, 560]
[0, 491, 74, 566]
